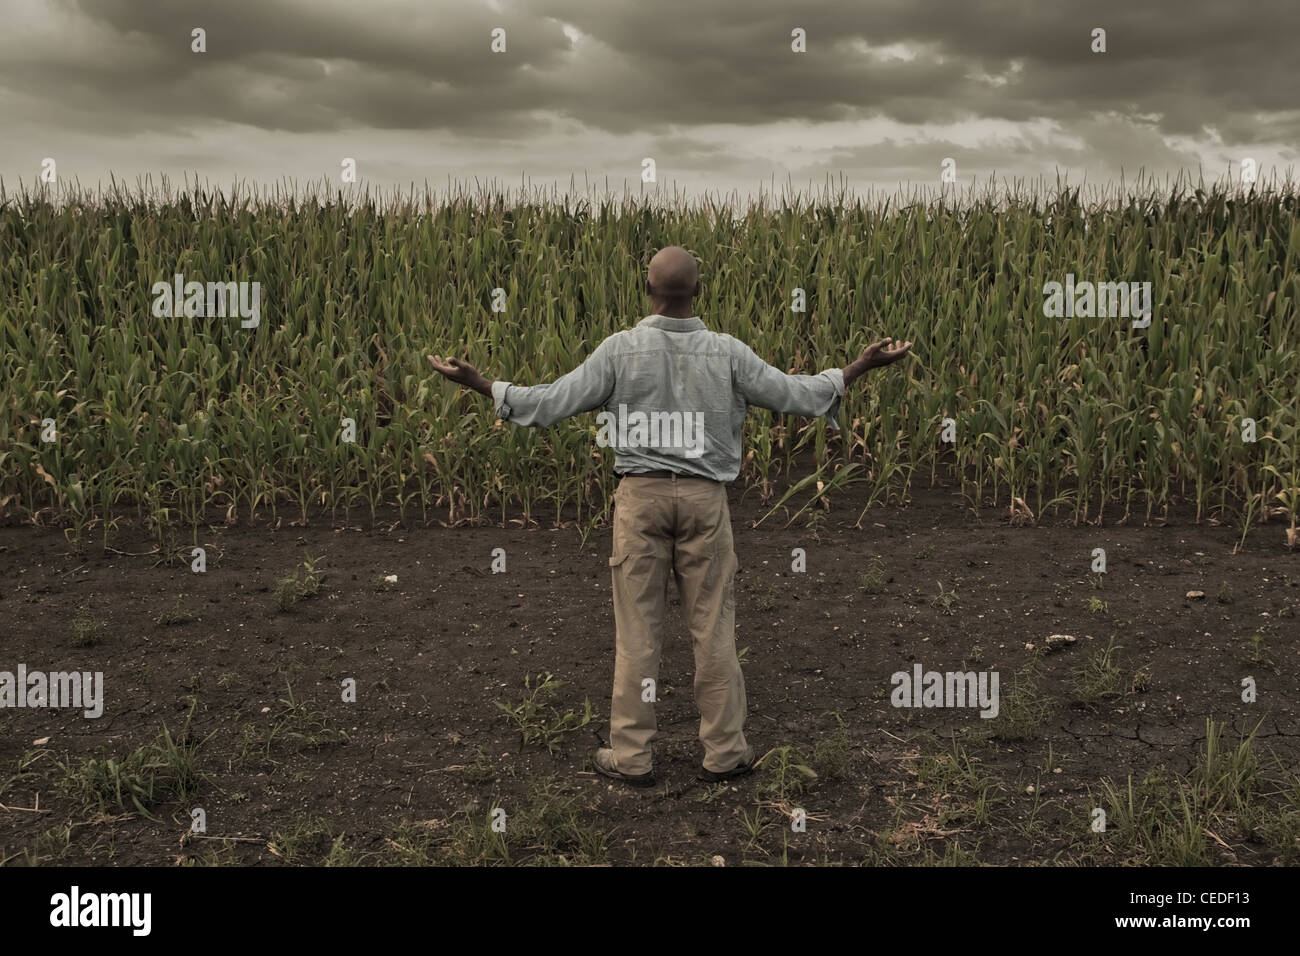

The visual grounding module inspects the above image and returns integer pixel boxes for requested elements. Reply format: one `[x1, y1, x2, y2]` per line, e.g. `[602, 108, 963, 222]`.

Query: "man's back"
[493, 313, 847, 481]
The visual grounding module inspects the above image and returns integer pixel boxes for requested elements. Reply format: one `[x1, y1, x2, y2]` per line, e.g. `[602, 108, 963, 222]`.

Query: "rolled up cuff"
[491, 380, 513, 420]
[821, 368, 844, 431]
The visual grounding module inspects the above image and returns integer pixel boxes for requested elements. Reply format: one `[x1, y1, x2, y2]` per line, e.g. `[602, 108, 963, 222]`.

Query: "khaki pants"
[607, 475, 748, 774]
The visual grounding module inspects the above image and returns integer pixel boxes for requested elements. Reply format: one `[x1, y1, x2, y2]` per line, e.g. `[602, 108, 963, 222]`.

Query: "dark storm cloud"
[2, 0, 1295, 139]
[538, 0, 1300, 141]
[0, 0, 1294, 190]
[0, 0, 574, 133]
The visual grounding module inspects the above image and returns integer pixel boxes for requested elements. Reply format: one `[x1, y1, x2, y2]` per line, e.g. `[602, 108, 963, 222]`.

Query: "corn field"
[1, 178, 1297, 541]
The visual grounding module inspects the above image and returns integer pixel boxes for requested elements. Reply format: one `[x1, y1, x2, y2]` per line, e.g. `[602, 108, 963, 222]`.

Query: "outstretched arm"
[732, 336, 913, 428]
[427, 355, 493, 397]
[842, 337, 914, 387]
[427, 340, 615, 428]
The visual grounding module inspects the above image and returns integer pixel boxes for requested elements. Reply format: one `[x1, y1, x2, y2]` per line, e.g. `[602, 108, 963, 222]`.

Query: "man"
[428, 246, 912, 787]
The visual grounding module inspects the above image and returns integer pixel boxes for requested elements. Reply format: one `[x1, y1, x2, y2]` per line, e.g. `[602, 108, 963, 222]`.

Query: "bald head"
[646, 246, 700, 314]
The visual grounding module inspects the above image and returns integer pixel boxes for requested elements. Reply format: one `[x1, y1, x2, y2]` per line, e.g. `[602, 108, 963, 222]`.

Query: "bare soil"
[1, 480, 1297, 866]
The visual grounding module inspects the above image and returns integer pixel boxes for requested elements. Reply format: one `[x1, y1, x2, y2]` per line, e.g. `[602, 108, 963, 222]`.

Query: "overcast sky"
[2, 0, 1297, 201]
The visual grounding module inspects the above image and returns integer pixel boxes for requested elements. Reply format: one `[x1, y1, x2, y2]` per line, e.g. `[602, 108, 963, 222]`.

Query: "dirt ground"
[1, 478, 1297, 866]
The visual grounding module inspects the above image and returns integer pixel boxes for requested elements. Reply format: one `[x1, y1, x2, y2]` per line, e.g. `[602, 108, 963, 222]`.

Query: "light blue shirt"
[491, 315, 845, 482]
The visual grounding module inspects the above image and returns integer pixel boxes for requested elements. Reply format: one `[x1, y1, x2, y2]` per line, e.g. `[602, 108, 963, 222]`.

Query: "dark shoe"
[698, 747, 757, 783]
[592, 747, 656, 788]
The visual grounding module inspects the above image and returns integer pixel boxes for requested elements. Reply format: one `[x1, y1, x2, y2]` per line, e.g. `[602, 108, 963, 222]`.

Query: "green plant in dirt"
[183, 839, 241, 867]
[268, 682, 349, 752]
[1130, 666, 1152, 694]
[866, 803, 922, 866]
[434, 776, 609, 866]
[4, 824, 75, 867]
[1070, 637, 1127, 706]
[577, 510, 604, 552]
[740, 804, 774, 850]
[1018, 762, 1056, 841]
[155, 594, 194, 626]
[70, 605, 105, 647]
[914, 740, 998, 827]
[1093, 721, 1264, 865]
[276, 554, 324, 610]
[1244, 632, 1272, 667]
[241, 682, 349, 762]
[918, 840, 983, 866]
[1216, 580, 1234, 604]
[494, 672, 593, 753]
[381, 822, 443, 866]
[754, 460, 862, 530]
[1259, 772, 1300, 864]
[322, 834, 360, 866]
[268, 818, 342, 865]
[929, 581, 959, 615]
[751, 580, 778, 612]
[1191, 719, 1260, 817]
[59, 724, 206, 818]
[460, 746, 498, 786]
[696, 782, 731, 804]
[987, 655, 1054, 742]
[759, 745, 819, 801]
[0, 749, 45, 801]
[1087, 596, 1107, 614]
[858, 556, 888, 595]
[803, 508, 828, 543]
[810, 718, 854, 782]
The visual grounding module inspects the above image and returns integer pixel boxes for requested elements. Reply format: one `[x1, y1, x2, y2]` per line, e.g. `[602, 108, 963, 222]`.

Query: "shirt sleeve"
[730, 340, 845, 431]
[492, 337, 616, 427]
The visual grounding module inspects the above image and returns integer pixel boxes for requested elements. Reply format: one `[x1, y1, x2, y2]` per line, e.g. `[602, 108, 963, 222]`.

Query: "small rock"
[711, 855, 726, 867]
[1044, 634, 1077, 651]
[1186, 590, 1205, 600]
[33, 736, 50, 746]
[384, 574, 398, 584]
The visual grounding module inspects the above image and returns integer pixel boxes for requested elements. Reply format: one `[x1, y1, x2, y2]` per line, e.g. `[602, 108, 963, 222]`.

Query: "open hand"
[859, 338, 914, 369]
[427, 354, 491, 396]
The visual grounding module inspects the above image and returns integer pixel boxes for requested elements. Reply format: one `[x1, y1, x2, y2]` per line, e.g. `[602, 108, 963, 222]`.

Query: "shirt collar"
[638, 314, 706, 332]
